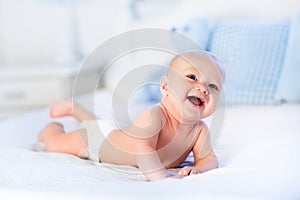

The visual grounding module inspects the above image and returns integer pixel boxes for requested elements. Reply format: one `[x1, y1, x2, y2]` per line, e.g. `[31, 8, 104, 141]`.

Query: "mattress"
[0, 89, 299, 200]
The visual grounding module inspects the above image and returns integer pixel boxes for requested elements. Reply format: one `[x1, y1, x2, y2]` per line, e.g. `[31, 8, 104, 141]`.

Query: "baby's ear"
[160, 76, 168, 95]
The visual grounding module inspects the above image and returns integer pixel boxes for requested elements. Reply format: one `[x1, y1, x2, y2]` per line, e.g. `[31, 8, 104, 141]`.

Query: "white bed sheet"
[0, 89, 299, 200]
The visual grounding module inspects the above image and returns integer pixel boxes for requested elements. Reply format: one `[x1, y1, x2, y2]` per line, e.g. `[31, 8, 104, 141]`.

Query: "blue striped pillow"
[275, 13, 300, 104]
[209, 20, 289, 105]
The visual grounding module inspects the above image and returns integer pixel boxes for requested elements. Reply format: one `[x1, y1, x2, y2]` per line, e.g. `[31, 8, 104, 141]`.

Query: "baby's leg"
[38, 122, 88, 158]
[49, 100, 96, 122]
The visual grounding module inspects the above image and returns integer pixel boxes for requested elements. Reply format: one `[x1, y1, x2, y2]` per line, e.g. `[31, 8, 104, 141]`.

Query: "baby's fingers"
[178, 167, 200, 176]
[178, 167, 192, 176]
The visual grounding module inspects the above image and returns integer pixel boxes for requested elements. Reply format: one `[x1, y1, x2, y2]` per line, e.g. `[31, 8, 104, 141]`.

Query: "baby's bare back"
[99, 105, 202, 168]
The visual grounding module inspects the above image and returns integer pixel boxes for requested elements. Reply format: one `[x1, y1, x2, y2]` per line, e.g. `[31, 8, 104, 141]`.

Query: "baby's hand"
[177, 166, 200, 176]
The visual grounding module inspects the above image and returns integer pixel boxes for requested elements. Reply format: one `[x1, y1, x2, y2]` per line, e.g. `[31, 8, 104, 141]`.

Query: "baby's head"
[160, 51, 225, 122]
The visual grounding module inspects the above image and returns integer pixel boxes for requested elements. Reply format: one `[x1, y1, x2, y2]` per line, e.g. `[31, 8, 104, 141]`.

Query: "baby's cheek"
[205, 101, 218, 116]
[211, 94, 221, 104]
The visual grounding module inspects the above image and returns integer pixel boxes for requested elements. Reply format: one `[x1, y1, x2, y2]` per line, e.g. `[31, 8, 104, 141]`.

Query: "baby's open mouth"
[187, 96, 205, 107]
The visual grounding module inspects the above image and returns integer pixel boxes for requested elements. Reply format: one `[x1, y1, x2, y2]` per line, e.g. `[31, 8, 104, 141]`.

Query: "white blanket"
[0, 90, 299, 199]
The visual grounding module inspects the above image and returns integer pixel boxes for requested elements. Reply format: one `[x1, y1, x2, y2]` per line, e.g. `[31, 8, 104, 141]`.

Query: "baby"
[38, 51, 225, 181]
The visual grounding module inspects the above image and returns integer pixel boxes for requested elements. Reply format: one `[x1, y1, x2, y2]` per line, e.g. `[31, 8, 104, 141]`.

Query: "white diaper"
[79, 119, 117, 162]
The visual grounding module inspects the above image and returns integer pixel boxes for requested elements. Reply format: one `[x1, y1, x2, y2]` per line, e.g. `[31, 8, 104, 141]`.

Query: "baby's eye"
[209, 83, 219, 91]
[186, 74, 197, 81]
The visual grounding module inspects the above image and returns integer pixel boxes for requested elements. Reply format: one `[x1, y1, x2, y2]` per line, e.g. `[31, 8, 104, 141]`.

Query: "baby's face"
[162, 53, 224, 122]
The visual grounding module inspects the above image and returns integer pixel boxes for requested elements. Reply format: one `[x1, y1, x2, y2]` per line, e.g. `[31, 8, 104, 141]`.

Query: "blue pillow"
[129, 68, 165, 103]
[275, 12, 300, 103]
[209, 20, 290, 105]
[132, 17, 214, 103]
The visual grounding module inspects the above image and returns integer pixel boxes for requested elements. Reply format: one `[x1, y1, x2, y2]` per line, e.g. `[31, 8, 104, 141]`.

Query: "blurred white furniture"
[0, 64, 99, 119]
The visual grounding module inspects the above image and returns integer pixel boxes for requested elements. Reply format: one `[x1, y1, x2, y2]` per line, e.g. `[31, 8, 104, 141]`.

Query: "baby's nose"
[195, 83, 208, 94]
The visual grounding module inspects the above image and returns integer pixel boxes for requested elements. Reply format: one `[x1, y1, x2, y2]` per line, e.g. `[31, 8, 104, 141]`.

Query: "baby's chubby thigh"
[99, 129, 137, 166]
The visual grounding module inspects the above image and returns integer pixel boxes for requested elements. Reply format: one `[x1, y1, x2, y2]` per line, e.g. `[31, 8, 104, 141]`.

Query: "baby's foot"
[49, 100, 73, 118]
[38, 122, 65, 151]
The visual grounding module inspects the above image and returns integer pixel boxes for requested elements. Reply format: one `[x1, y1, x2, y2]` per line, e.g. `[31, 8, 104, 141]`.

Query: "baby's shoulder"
[140, 103, 166, 119]
[148, 104, 167, 124]
[132, 104, 166, 127]
[194, 120, 209, 134]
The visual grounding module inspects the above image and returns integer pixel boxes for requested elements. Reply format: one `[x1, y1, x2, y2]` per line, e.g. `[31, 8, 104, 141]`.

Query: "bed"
[0, 88, 299, 200]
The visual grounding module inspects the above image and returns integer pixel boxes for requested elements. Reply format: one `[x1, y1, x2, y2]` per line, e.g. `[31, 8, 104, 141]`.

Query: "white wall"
[177, 0, 300, 19]
[125, 0, 300, 38]
[0, 0, 73, 65]
[0, 0, 131, 66]
[0, 0, 299, 66]
[76, 0, 131, 57]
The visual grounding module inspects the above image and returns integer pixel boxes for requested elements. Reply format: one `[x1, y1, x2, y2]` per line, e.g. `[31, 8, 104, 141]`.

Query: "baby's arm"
[178, 122, 218, 176]
[194, 123, 218, 172]
[124, 106, 169, 181]
[135, 135, 170, 181]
